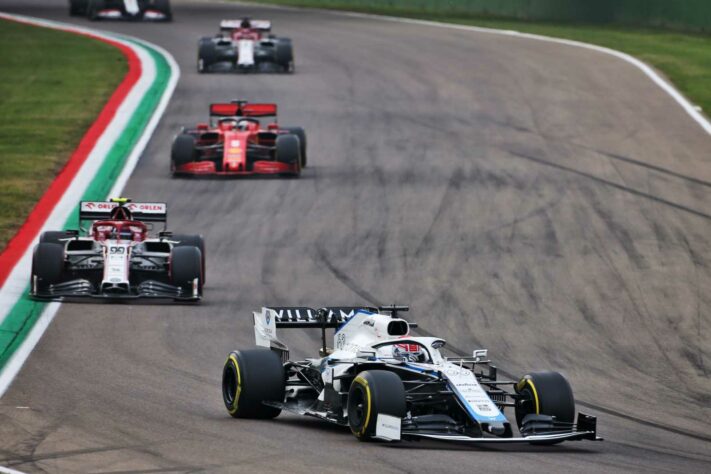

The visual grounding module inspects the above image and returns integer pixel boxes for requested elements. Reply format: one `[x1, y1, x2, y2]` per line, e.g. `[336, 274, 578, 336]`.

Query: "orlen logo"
[127, 204, 164, 211]
[85, 202, 118, 210]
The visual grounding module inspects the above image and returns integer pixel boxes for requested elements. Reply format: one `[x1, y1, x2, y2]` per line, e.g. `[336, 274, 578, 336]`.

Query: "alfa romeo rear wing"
[79, 201, 167, 223]
[220, 19, 271, 31]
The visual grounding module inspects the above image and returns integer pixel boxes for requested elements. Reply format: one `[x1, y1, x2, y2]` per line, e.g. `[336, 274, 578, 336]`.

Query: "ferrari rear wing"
[210, 102, 277, 118]
[79, 201, 167, 223]
[220, 19, 271, 31]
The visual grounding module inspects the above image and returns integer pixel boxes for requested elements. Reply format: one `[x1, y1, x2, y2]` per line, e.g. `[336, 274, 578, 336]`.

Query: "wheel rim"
[348, 384, 367, 432]
[222, 361, 238, 408]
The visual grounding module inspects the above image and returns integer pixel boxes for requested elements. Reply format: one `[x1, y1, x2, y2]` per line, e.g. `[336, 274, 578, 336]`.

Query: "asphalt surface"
[1, 1, 711, 472]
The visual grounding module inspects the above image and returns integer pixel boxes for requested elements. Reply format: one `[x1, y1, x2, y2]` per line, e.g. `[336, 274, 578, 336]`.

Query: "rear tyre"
[282, 127, 307, 168]
[198, 38, 218, 73]
[69, 0, 88, 15]
[222, 349, 285, 419]
[39, 231, 73, 245]
[515, 371, 575, 443]
[170, 246, 202, 297]
[275, 39, 294, 73]
[275, 134, 300, 169]
[171, 134, 197, 171]
[348, 370, 406, 441]
[31, 243, 65, 291]
[171, 234, 206, 285]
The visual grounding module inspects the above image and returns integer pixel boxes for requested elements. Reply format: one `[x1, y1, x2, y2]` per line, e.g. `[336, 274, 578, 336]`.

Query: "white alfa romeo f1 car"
[197, 18, 294, 73]
[222, 305, 602, 444]
[30, 198, 204, 301]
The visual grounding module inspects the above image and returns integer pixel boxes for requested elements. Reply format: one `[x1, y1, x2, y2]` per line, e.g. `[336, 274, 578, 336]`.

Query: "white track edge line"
[0, 464, 27, 474]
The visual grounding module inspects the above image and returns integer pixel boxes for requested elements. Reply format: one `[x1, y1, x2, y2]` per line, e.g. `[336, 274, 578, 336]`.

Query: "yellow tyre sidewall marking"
[352, 375, 372, 437]
[227, 354, 242, 415]
[516, 377, 541, 415]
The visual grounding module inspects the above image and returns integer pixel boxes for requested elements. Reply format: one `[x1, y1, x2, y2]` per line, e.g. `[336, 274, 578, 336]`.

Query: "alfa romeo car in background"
[222, 305, 602, 444]
[30, 198, 204, 301]
[198, 18, 294, 73]
[171, 100, 307, 177]
[69, 0, 172, 21]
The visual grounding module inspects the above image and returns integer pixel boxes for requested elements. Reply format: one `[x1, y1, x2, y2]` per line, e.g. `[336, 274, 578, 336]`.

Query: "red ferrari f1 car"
[171, 101, 307, 177]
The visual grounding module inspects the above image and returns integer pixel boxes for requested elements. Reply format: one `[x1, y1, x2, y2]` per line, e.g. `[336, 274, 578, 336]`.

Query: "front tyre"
[170, 245, 202, 298]
[171, 234, 206, 285]
[222, 349, 285, 419]
[198, 38, 217, 73]
[152, 0, 172, 21]
[171, 133, 197, 171]
[31, 243, 65, 292]
[515, 371, 575, 443]
[282, 127, 307, 168]
[86, 0, 104, 20]
[347, 370, 406, 441]
[275, 39, 294, 73]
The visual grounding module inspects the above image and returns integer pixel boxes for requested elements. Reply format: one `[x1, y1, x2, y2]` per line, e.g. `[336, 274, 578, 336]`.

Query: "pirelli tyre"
[275, 39, 294, 73]
[222, 349, 285, 419]
[282, 127, 307, 168]
[86, 0, 105, 20]
[171, 234, 206, 285]
[170, 245, 202, 298]
[275, 134, 300, 167]
[347, 370, 406, 441]
[515, 371, 575, 443]
[152, 0, 172, 21]
[197, 38, 218, 73]
[39, 231, 74, 245]
[171, 133, 197, 169]
[32, 242, 65, 291]
[69, 0, 89, 16]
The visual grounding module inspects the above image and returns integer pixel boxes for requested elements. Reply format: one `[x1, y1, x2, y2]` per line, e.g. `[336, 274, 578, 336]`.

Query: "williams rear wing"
[253, 306, 377, 354]
[79, 201, 168, 223]
[261, 306, 378, 328]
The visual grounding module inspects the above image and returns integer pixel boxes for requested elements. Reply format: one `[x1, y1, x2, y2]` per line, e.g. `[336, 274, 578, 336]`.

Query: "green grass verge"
[0, 19, 126, 250]
[243, 0, 711, 119]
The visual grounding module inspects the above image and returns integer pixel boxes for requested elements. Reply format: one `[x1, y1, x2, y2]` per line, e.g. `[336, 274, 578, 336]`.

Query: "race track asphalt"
[1, 1, 710, 472]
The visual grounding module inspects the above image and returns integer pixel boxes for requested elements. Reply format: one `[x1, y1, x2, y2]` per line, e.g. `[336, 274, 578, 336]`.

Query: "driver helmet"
[236, 119, 257, 131]
[219, 119, 238, 131]
[240, 17, 251, 29]
[393, 343, 426, 363]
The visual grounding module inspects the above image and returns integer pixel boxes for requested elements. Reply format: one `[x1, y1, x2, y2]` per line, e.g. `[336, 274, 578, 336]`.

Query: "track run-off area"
[1, 1, 710, 472]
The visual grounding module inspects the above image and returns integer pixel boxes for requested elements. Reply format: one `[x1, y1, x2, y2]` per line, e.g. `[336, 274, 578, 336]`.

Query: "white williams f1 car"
[70, 0, 172, 21]
[222, 305, 602, 444]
